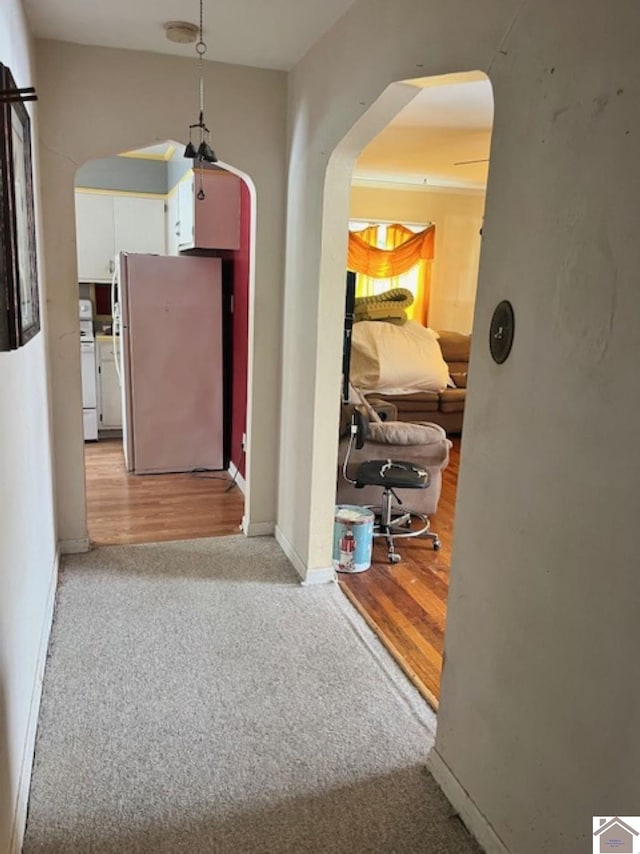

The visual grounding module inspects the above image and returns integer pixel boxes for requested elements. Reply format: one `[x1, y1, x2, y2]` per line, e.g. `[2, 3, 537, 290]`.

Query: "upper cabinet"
[165, 190, 180, 257]
[114, 196, 166, 257]
[170, 170, 241, 253]
[76, 168, 241, 279]
[176, 177, 195, 251]
[75, 193, 116, 282]
[75, 192, 166, 282]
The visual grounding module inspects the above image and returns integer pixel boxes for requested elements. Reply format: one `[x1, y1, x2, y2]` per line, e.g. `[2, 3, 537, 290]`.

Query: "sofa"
[364, 329, 471, 435]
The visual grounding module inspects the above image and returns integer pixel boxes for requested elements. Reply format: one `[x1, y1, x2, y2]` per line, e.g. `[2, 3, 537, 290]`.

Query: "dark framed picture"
[0, 63, 39, 350]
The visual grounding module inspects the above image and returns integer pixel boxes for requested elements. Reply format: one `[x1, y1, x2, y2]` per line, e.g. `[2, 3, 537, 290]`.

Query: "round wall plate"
[489, 300, 515, 364]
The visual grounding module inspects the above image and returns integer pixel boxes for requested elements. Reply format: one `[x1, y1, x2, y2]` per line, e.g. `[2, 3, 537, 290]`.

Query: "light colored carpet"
[23, 536, 480, 853]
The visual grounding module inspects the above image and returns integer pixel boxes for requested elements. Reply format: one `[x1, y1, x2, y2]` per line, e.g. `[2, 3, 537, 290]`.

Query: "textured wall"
[0, 4, 57, 853]
[35, 40, 287, 544]
[283, 0, 640, 850]
[76, 155, 168, 194]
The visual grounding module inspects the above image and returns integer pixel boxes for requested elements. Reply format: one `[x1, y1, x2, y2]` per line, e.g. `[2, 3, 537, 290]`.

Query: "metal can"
[333, 505, 374, 573]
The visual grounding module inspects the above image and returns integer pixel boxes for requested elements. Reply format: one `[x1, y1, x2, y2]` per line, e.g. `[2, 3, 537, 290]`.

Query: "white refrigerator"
[115, 252, 224, 475]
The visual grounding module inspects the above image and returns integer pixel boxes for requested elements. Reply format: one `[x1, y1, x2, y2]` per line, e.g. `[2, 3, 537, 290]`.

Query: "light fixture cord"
[196, 0, 207, 199]
[196, 0, 207, 121]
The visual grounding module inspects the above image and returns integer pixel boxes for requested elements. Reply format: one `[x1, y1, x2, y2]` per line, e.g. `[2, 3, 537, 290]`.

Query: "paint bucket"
[333, 505, 374, 573]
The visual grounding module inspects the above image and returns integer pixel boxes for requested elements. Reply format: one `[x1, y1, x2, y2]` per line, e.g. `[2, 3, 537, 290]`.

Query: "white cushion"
[350, 320, 450, 395]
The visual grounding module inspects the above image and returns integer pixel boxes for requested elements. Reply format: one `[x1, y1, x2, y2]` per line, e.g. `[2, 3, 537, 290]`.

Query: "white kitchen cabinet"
[165, 190, 179, 256]
[75, 192, 166, 282]
[97, 340, 122, 430]
[177, 176, 195, 250]
[114, 196, 166, 256]
[75, 193, 116, 282]
[173, 170, 241, 252]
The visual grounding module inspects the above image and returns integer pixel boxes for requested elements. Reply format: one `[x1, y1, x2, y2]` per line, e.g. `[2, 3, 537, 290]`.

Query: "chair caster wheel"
[389, 553, 401, 564]
[433, 540, 441, 551]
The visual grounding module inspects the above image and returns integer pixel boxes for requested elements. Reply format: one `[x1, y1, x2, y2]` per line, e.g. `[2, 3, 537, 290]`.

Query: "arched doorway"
[334, 72, 493, 708]
[72, 141, 257, 547]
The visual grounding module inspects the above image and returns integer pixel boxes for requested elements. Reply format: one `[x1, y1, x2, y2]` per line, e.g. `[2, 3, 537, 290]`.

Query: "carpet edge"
[329, 580, 438, 736]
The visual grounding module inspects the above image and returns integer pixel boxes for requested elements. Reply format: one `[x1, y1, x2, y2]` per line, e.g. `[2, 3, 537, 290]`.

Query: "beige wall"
[282, 1, 640, 851]
[34, 40, 287, 547]
[0, 5, 57, 853]
[350, 184, 485, 333]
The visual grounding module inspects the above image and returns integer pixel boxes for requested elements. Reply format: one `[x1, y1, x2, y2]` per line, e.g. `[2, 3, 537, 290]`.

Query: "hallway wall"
[34, 40, 287, 547]
[281, 1, 640, 851]
[0, 4, 57, 852]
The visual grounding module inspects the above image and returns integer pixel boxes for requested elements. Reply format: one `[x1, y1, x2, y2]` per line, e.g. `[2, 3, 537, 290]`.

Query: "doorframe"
[64, 151, 259, 551]
[214, 160, 259, 533]
[308, 76, 488, 569]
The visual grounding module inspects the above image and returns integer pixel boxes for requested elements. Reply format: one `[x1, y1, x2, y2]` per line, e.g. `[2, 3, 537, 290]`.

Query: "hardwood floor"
[339, 438, 460, 709]
[84, 438, 244, 545]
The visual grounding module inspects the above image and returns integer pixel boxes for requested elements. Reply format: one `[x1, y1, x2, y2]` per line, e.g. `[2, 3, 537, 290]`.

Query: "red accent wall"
[227, 181, 250, 477]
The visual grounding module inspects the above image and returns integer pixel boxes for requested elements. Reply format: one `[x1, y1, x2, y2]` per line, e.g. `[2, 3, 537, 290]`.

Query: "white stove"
[79, 299, 98, 441]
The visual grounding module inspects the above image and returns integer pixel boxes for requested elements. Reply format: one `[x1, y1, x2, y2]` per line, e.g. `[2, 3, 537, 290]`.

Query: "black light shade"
[184, 0, 218, 163]
[197, 140, 218, 163]
[184, 141, 198, 158]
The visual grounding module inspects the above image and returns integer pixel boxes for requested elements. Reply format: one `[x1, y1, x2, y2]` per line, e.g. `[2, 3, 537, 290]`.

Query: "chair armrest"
[365, 396, 398, 422]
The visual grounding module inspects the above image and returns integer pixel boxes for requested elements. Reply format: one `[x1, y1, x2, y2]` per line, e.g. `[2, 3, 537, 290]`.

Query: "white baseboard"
[274, 525, 306, 580]
[59, 536, 90, 554]
[227, 462, 246, 494]
[301, 566, 336, 586]
[427, 748, 510, 854]
[242, 517, 275, 537]
[10, 548, 59, 854]
[274, 525, 336, 585]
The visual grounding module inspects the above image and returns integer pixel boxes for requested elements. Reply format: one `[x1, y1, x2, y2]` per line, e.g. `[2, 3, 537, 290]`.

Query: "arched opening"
[324, 71, 494, 707]
[73, 140, 256, 546]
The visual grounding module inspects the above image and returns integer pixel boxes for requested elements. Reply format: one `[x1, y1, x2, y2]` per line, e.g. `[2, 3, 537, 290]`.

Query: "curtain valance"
[348, 224, 435, 278]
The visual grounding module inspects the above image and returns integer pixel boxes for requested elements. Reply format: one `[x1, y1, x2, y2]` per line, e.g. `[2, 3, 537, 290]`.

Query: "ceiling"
[353, 78, 494, 191]
[22, 0, 357, 71]
[24, 4, 494, 189]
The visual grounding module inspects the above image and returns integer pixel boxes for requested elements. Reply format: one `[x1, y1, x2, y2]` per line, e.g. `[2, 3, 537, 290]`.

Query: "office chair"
[341, 407, 441, 563]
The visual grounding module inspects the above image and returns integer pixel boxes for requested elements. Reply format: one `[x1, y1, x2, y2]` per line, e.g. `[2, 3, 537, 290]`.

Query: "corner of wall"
[274, 525, 336, 585]
[59, 537, 90, 555]
[427, 748, 510, 854]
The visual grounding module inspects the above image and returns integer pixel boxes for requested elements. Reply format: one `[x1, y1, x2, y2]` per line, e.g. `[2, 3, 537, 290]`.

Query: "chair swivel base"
[367, 491, 441, 564]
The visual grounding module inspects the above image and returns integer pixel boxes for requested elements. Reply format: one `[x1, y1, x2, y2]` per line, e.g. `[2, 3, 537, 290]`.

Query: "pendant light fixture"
[184, 0, 218, 164]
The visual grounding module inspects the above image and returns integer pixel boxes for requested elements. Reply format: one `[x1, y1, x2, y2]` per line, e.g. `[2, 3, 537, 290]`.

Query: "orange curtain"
[384, 224, 431, 325]
[351, 226, 380, 299]
[347, 224, 435, 325]
[347, 224, 435, 277]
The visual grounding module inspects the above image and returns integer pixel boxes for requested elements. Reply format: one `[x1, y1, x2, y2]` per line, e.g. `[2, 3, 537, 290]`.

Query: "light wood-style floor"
[84, 439, 244, 545]
[85, 436, 457, 709]
[338, 439, 459, 710]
